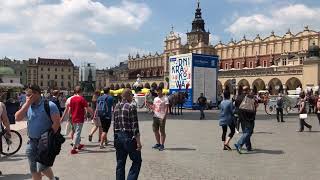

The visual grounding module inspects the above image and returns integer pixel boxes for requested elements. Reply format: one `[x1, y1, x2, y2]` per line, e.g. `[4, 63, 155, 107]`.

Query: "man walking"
[152, 87, 169, 151]
[94, 87, 113, 148]
[276, 93, 285, 122]
[114, 88, 142, 180]
[234, 86, 258, 154]
[197, 93, 207, 120]
[15, 85, 60, 180]
[0, 99, 11, 176]
[62, 86, 93, 154]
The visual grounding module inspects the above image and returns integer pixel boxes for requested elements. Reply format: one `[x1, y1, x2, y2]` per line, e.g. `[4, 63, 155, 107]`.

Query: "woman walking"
[219, 91, 235, 150]
[297, 93, 312, 132]
[88, 90, 102, 142]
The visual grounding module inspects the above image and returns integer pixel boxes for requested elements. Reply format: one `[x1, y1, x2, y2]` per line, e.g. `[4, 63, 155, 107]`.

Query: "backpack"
[97, 95, 109, 119]
[277, 97, 283, 107]
[239, 95, 256, 113]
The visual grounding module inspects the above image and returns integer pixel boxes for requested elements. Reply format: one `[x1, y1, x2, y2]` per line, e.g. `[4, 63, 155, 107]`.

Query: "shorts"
[93, 117, 102, 127]
[100, 117, 111, 133]
[26, 139, 50, 173]
[153, 117, 166, 134]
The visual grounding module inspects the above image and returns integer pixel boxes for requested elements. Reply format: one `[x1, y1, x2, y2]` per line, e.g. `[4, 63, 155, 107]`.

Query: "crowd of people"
[0, 83, 319, 179]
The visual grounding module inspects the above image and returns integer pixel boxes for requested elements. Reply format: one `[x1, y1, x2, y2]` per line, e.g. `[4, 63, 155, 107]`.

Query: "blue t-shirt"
[97, 94, 113, 119]
[27, 99, 60, 138]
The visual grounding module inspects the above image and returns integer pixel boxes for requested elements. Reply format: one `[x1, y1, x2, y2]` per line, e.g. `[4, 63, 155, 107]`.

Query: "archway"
[286, 77, 302, 90]
[151, 82, 158, 89]
[238, 79, 250, 95]
[224, 80, 233, 94]
[110, 84, 115, 90]
[217, 81, 223, 95]
[115, 84, 120, 90]
[144, 83, 150, 89]
[252, 78, 266, 93]
[120, 83, 126, 89]
[159, 82, 165, 89]
[268, 78, 283, 95]
[126, 83, 131, 89]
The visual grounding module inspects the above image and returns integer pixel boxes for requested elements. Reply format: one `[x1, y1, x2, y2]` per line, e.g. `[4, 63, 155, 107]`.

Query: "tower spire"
[197, 0, 200, 8]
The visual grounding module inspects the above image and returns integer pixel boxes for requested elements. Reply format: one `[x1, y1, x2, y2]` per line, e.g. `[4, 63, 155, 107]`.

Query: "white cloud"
[226, 4, 320, 39]
[227, 0, 269, 3]
[0, 0, 151, 68]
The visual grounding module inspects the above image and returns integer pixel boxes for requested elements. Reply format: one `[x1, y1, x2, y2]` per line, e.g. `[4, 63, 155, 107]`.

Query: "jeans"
[299, 119, 312, 131]
[114, 131, 142, 180]
[236, 120, 255, 150]
[276, 108, 283, 122]
[199, 105, 205, 119]
[26, 139, 50, 173]
[73, 123, 83, 146]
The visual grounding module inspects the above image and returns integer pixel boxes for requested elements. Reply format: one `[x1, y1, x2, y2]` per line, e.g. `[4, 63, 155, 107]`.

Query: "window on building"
[47, 81, 50, 86]
[20, 72, 23, 76]
[68, 68, 71, 72]
[10, 80, 13, 83]
[282, 59, 287, 66]
[237, 62, 240, 69]
[41, 67, 43, 71]
[68, 81, 71, 88]
[225, 63, 228, 70]
[68, 75, 71, 80]
[263, 61, 267, 67]
[55, 75, 57, 79]
[41, 74, 43, 79]
[33, 70, 36, 74]
[249, 62, 253, 68]
[61, 81, 64, 87]
[300, 57, 304, 64]
[40, 81, 43, 86]
[48, 68, 50, 71]
[55, 68, 57, 72]
[61, 75, 64, 79]
[61, 68, 64, 72]
[48, 74, 50, 79]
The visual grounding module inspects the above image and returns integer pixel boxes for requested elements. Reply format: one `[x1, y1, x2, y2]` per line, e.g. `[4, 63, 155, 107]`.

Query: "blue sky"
[0, 0, 320, 68]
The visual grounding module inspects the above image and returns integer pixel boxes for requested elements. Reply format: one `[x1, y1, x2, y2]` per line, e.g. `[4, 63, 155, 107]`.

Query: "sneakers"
[234, 144, 242, 154]
[152, 144, 161, 149]
[77, 144, 85, 150]
[70, 149, 78, 154]
[88, 135, 92, 142]
[54, 177, 60, 180]
[100, 144, 105, 149]
[224, 145, 232, 151]
[159, 145, 165, 151]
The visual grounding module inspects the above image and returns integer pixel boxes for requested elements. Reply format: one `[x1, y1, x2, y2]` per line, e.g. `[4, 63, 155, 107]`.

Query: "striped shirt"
[113, 100, 140, 136]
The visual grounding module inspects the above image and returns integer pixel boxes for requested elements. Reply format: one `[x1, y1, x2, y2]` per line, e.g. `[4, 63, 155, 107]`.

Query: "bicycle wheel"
[1, 130, 22, 156]
[266, 105, 276, 115]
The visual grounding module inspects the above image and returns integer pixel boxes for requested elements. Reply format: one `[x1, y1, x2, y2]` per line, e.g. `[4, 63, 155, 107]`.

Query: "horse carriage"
[264, 91, 300, 115]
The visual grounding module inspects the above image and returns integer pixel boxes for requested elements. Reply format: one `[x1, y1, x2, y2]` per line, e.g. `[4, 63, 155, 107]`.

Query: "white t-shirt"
[153, 96, 169, 119]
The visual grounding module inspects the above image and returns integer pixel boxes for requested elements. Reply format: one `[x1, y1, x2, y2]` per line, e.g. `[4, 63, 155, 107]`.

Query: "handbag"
[299, 114, 307, 119]
[239, 96, 256, 112]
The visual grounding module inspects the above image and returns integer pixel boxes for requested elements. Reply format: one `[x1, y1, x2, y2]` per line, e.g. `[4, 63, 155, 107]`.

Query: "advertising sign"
[169, 53, 192, 89]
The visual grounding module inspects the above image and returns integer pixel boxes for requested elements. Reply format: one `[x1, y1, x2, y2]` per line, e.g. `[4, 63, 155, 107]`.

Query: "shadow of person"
[165, 147, 196, 151]
[0, 173, 31, 180]
[246, 149, 284, 155]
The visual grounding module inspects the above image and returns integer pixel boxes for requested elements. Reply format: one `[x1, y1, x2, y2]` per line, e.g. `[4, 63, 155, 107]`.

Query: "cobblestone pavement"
[1, 109, 320, 180]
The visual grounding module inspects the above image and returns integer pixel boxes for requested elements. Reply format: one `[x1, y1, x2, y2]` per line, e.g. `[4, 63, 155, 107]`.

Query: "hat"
[28, 84, 41, 94]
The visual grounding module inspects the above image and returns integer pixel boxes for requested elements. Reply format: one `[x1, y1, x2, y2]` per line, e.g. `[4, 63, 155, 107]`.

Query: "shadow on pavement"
[247, 149, 284, 155]
[80, 149, 116, 154]
[165, 147, 197, 151]
[0, 173, 31, 180]
[0, 154, 26, 162]
[253, 132, 273, 134]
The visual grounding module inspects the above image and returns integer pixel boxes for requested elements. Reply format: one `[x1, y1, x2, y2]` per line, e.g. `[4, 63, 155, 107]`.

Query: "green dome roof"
[0, 67, 15, 75]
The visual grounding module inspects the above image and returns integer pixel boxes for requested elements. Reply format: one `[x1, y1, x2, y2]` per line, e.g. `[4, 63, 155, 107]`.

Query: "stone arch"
[238, 79, 250, 94]
[151, 82, 158, 89]
[110, 84, 115, 90]
[115, 84, 120, 90]
[286, 77, 302, 90]
[217, 80, 223, 95]
[144, 83, 150, 89]
[252, 78, 266, 93]
[224, 79, 233, 94]
[126, 83, 131, 89]
[120, 83, 126, 88]
[159, 82, 165, 89]
[268, 78, 283, 95]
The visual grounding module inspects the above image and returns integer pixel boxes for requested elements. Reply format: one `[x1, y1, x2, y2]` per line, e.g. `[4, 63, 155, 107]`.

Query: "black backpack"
[277, 97, 283, 107]
[36, 100, 65, 166]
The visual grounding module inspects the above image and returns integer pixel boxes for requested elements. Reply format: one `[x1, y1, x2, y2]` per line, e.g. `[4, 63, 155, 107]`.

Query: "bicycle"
[0, 124, 22, 156]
